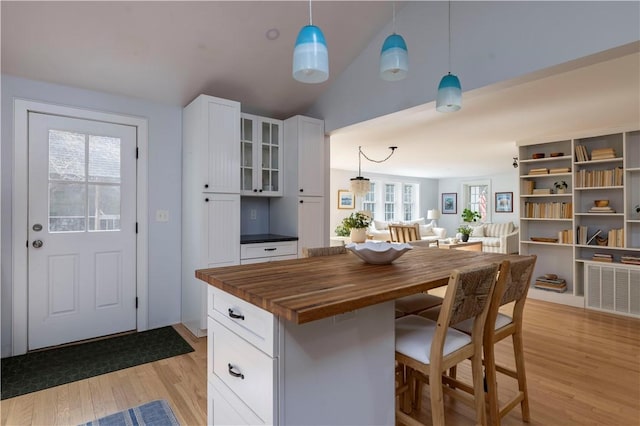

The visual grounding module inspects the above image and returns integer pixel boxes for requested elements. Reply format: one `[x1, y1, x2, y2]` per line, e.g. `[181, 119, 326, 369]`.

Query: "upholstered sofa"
[466, 222, 519, 254]
[368, 218, 447, 243]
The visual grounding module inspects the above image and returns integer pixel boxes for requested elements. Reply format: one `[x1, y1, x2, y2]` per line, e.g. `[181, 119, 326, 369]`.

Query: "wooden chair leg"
[429, 364, 446, 426]
[513, 331, 530, 422]
[483, 343, 500, 426]
[471, 352, 487, 426]
[402, 366, 413, 414]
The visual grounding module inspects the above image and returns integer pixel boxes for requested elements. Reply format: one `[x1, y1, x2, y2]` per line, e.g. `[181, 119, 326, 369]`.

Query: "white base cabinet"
[207, 286, 395, 425]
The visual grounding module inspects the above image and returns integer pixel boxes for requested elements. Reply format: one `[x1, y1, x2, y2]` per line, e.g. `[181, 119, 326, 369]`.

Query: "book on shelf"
[590, 148, 616, 160]
[557, 229, 573, 244]
[529, 168, 549, 175]
[577, 225, 588, 245]
[574, 167, 623, 188]
[535, 276, 566, 285]
[575, 145, 589, 162]
[621, 255, 640, 265]
[549, 167, 571, 174]
[532, 188, 551, 194]
[523, 180, 535, 194]
[534, 280, 567, 292]
[592, 253, 613, 262]
[607, 228, 624, 247]
[588, 206, 616, 213]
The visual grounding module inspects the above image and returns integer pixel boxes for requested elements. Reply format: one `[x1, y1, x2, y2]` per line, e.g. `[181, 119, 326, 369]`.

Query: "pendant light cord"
[309, 0, 313, 25]
[448, 0, 452, 73]
[392, 2, 396, 34]
[358, 146, 398, 176]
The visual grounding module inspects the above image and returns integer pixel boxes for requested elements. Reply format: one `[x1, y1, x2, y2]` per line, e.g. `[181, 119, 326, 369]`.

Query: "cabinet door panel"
[208, 378, 264, 425]
[206, 99, 240, 193]
[204, 194, 240, 266]
[298, 196, 325, 257]
[297, 117, 325, 196]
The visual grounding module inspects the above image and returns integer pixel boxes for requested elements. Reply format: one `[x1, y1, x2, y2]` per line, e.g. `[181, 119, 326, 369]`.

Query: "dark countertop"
[240, 233, 299, 244]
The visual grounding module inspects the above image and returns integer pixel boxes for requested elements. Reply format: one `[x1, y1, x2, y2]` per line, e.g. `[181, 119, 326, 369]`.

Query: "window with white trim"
[362, 182, 376, 217]
[359, 181, 419, 222]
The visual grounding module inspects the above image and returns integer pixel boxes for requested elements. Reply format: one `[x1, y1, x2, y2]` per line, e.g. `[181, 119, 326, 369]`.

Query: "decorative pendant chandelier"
[436, 1, 462, 112]
[379, 3, 408, 81]
[293, 0, 329, 84]
[350, 146, 398, 196]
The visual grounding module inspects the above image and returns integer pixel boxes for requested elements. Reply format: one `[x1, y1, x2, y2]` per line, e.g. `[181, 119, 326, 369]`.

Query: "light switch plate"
[156, 209, 169, 222]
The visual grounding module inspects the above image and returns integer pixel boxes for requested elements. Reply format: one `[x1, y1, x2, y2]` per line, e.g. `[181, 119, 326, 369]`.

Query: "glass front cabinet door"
[240, 113, 283, 196]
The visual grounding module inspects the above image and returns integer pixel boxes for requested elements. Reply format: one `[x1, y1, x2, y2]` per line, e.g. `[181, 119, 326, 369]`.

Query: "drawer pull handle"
[228, 363, 245, 379]
[228, 308, 245, 320]
[264, 248, 277, 251]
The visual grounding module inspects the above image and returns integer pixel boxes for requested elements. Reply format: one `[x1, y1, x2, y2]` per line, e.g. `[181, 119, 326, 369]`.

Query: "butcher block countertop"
[196, 247, 522, 324]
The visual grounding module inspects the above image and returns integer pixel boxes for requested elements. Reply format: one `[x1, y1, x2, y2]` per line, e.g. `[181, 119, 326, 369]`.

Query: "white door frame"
[12, 99, 149, 355]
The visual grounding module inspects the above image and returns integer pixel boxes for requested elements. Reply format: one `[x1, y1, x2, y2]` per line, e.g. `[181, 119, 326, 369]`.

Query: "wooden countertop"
[196, 247, 522, 324]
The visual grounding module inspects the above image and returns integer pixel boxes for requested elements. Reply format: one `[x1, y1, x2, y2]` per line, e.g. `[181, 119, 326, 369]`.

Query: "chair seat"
[419, 308, 514, 334]
[395, 293, 443, 316]
[395, 315, 471, 364]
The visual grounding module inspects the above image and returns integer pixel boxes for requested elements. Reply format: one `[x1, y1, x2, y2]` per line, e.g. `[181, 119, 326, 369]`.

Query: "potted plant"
[334, 224, 350, 237]
[554, 180, 568, 194]
[461, 208, 481, 222]
[341, 212, 372, 243]
[457, 225, 473, 242]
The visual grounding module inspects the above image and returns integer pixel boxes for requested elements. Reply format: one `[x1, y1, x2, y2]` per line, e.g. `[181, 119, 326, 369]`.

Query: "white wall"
[309, 1, 640, 133]
[1, 75, 182, 356]
[437, 169, 520, 237]
[330, 168, 438, 236]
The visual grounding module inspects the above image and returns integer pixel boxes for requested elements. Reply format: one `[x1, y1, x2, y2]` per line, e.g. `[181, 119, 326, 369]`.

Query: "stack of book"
[588, 206, 616, 213]
[592, 253, 613, 262]
[549, 167, 571, 174]
[621, 255, 640, 265]
[575, 145, 589, 162]
[529, 168, 549, 175]
[534, 276, 567, 292]
[532, 188, 551, 194]
[557, 229, 574, 244]
[591, 147, 616, 160]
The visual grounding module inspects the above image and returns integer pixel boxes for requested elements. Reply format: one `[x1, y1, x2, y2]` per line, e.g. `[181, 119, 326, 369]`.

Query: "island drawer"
[209, 317, 276, 423]
[240, 241, 297, 260]
[208, 286, 278, 356]
[208, 377, 265, 425]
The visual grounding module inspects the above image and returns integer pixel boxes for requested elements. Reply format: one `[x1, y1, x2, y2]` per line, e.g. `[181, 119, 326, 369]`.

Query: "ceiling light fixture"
[379, 2, 408, 81]
[350, 146, 398, 196]
[292, 0, 328, 84]
[436, 1, 462, 112]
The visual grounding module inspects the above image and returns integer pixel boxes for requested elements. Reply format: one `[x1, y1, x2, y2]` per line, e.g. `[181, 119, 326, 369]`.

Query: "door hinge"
[135, 297, 139, 309]
[135, 222, 138, 234]
[136, 147, 139, 159]
[26, 240, 29, 248]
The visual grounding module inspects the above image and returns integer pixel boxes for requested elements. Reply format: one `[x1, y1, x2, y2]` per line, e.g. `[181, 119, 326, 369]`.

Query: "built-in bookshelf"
[518, 128, 640, 317]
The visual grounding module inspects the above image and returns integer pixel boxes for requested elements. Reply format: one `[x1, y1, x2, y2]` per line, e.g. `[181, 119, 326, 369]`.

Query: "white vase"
[350, 228, 367, 243]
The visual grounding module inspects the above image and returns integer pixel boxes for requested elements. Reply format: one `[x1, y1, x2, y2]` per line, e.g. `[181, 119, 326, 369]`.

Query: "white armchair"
[467, 222, 519, 254]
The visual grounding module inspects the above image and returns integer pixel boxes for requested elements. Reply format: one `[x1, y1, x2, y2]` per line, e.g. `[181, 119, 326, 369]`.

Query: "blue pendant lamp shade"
[293, 25, 329, 84]
[379, 33, 408, 81]
[436, 73, 462, 112]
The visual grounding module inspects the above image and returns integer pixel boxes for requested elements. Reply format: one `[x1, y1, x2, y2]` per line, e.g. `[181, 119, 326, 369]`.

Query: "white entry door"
[28, 112, 137, 350]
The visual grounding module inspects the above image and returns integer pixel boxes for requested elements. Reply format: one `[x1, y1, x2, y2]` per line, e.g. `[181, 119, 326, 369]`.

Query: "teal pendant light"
[436, 1, 462, 112]
[379, 3, 408, 81]
[293, 0, 329, 84]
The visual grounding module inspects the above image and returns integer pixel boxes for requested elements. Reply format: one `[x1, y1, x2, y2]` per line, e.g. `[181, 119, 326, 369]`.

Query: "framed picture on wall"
[337, 190, 355, 209]
[442, 193, 457, 214]
[495, 192, 513, 213]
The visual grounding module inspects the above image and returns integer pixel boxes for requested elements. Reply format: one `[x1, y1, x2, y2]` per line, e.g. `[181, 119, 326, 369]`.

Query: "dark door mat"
[1, 326, 194, 400]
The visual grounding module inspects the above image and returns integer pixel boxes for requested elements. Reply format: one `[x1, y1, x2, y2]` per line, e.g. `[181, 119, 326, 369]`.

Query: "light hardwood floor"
[2, 300, 639, 425]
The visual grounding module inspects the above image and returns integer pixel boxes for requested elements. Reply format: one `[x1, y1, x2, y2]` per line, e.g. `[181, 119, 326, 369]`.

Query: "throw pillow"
[471, 225, 485, 237]
[419, 224, 436, 236]
[373, 220, 388, 230]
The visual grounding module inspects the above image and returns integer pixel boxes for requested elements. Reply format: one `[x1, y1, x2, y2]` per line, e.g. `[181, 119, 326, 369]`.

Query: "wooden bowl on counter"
[594, 200, 609, 207]
[532, 153, 545, 159]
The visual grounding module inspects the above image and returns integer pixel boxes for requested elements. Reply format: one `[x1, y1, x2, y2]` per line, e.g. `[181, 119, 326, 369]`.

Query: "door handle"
[32, 240, 43, 248]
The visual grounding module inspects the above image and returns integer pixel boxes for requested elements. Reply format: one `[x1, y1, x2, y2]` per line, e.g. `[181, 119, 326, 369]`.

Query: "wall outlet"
[156, 209, 169, 222]
[250, 209, 257, 220]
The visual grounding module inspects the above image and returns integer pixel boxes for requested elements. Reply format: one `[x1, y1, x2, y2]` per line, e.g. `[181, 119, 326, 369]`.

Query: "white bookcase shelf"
[517, 128, 640, 317]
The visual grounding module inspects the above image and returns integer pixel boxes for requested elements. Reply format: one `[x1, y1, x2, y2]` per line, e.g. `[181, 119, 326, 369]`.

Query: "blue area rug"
[81, 400, 179, 426]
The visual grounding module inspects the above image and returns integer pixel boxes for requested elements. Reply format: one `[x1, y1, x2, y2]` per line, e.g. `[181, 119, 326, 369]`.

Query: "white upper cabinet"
[240, 113, 283, 196]
[286, 115, 325, 197]
[183, 95, 241, 194]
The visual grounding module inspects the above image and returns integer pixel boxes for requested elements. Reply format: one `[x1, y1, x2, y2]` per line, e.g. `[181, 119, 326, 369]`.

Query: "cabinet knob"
[299, 188, 304, 192]
[253, 189, 258, 192]
[204, 184, 209, 189]
[259, 189, 263, 193]
[299, 200, 304, 204]
[205, 198, 209, 202]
